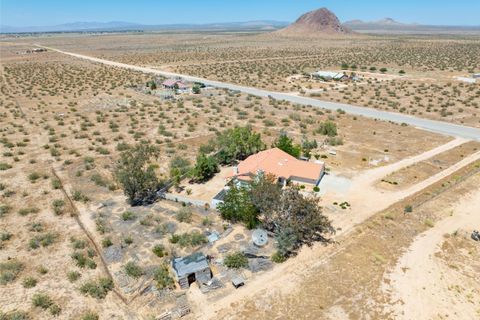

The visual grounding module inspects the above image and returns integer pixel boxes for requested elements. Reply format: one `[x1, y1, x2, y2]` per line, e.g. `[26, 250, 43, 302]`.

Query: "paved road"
[39, 45, 480, 141]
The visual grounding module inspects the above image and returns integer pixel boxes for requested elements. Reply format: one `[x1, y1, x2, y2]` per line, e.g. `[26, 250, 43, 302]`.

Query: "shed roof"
[173, 252, 209, 278]
[311, 71, 346, 79]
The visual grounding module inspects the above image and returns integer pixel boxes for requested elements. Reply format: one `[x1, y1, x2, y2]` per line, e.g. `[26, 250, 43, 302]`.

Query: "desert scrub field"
[0, 38, 463, 318]
[29, 33, 480, 127]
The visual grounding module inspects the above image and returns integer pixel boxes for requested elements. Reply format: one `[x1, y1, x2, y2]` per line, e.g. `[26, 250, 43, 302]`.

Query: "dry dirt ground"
[1, 34, 479, 320]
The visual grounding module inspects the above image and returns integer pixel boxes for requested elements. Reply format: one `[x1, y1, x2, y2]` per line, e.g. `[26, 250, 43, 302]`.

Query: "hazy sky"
[2, 0, 479, 27]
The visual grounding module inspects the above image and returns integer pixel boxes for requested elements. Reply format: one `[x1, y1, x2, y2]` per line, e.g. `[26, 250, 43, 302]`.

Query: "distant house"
[172, 252, 212, 289]
[230, 148, 325, 187]
[311, 71, 347, 81]
[455, 76, 477, 84]
[162, 79, 191, 93]
[473, 74, 480, 79]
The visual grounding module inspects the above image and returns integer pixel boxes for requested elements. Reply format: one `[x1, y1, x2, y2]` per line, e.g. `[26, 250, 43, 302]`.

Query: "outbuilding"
[172, 252, 212, 289]
[311, 71, 347, 81]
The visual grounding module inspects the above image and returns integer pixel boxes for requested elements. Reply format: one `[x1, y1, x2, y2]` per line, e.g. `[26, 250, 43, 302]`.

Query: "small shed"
[231, 275, 245, 289]
[252, 229, 268, 247]
[172, 252, 212, 289]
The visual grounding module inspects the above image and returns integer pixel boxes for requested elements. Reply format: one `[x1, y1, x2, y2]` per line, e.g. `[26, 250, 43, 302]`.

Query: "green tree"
[216, 126, 265, 165]
[192, 153, 219, 182]
[272, 188, 334, 253]
[275, 227, 298, 258]
[115, 143, 161, 205]
[316, 121, 337, 137]
[218, 185, 259, 229]
[273, 132, 301, 158]
[250, 174, 282, 222]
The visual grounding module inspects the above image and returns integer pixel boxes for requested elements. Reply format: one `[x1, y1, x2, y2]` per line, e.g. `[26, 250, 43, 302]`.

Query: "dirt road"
[384, 187, 480, 319]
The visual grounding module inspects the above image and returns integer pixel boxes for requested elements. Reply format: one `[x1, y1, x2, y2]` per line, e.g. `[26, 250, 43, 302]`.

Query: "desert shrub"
[51, 178, 61, 190]
[0, 260, 24, 284]
[326, 137, 343, 146]
[49, 304, 61, 316]
[0, 310, 30, 320]
[67, 271, 81, 282]
[80, 311, 99, 320]
[153, 265, 174, 290]
[0, 163, 12, 171]
[0, 205, 12, 217]
[28, 172, 41, 183]
[22, 277, 37, 288]
[152, 244, 166, 257]
[90, 173, 108, 187]
[31, 293, 60, 315]
[175, 207, 192, 223]
[18, 207, 39, 216]
[170, 231, 207, 247]
[37, 266, 48, 275]
[71, 252, 96, 269]
[124, 235, 133, 245]
[52, 199, 66, 215]
[72, 190, 89, 203]
[29, 233, 57, 249]
[224, 252, 248, 269]
[70, 237, 87, 250]
[271, 251, 287, 263]
[202, 217, 213, 226]
[316, 121, 338, 137]
[124, 261, 143, 278]
[101, 238, 113, 248]
[121, 211, 136, 221]
[79, 277, 113, 299]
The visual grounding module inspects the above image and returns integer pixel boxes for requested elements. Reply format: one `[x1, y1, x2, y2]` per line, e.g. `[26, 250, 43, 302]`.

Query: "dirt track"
[384, 188, 480, 319]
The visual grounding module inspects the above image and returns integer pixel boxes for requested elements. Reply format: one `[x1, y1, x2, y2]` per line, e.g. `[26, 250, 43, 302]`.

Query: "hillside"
[276, 7, 354, 36]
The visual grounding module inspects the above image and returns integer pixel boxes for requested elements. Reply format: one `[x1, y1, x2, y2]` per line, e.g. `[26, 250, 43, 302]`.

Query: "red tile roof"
[233, 148, 324, 182]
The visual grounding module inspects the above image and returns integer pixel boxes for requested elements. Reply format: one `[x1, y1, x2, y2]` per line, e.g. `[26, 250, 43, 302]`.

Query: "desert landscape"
[1, 3, 480, 320]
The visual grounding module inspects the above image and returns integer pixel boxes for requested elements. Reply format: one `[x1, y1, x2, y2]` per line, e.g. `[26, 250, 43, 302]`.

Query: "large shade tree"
[115, 143, 162, 205]
[273, 131, 301, 158]
[216, 126, 265, 165]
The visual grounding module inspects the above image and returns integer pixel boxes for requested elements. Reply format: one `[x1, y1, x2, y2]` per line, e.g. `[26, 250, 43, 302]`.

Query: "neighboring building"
[455, 76, 477, 84]
[172, 252, 212, 289]
[473, 73, 480, 79]
[231, 148, 325, 186]
[162, 79, 191, 93]
[311, 71, 347, 81]
[211, 188, 229, 209]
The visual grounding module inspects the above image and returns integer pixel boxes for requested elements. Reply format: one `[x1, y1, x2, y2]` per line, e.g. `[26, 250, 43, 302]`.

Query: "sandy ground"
[384, 187, 480, 320]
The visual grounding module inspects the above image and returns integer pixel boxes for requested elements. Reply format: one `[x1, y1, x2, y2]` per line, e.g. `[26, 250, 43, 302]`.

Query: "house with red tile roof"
[231, 148, 325, 186]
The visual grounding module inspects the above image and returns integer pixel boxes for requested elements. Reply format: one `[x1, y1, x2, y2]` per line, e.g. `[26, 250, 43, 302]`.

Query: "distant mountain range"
[343, 18, 480, 34]
[0, 20, 289, 34]
[1, 16, 479, 34]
